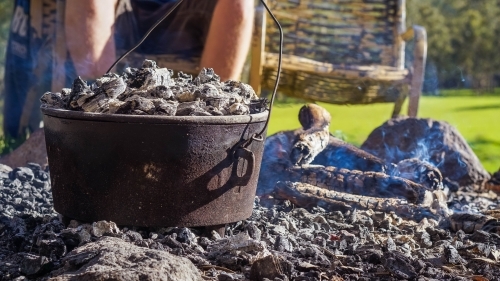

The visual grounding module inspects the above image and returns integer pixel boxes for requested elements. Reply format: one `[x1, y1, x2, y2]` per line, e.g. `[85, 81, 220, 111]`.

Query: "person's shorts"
[115, 0, 218, 71]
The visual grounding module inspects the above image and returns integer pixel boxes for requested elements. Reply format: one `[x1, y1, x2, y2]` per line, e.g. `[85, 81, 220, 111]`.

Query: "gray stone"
[361, 117, 490, 188]
[49, 237, 202, 281]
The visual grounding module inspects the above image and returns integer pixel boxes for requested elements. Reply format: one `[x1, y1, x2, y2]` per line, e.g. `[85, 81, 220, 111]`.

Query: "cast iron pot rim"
[41, 106, 269, 124]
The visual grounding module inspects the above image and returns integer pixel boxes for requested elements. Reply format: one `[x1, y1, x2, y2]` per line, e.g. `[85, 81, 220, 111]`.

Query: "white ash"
[41, 59, 268, 116]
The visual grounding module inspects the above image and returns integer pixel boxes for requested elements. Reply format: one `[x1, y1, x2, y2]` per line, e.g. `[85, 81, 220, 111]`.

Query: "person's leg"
[200, 0, 254, 81]
[65, 0, 118, 80]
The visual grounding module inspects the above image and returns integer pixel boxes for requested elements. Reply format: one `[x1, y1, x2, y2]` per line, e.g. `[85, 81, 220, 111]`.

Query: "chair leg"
[249, 4, 266, 95]
[391, 85, 408, 119]
[408, 25, 427, 117]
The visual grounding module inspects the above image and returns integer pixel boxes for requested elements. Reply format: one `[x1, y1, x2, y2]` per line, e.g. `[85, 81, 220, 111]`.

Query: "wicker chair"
[250, 0, 427, 117]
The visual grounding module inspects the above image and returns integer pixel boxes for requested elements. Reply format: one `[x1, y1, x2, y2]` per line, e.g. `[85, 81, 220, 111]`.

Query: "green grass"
[267, 95, 500, 173]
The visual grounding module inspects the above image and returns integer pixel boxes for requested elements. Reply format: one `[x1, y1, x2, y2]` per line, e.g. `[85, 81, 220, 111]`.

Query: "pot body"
[41, 107, 267, 227]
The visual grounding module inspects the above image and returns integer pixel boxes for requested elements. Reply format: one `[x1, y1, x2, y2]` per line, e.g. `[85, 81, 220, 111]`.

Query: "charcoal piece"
[382, 251, 417, 279]
[176, 101, 210, 116]
[38, 237, 67, 258]
[60, 228, 91, 248]
[0, 163, 13, 178]
[385, 237, 396, 252]
[250, 255, 292, 281]
[443, 245, 466, 264]
[20, 254, 51, 276]
[148, 85, 174, 100]
[416, 231, 432, 248]
[195, 68, 220, 85]
[204, 105, 224, 116]
[238, 82, 258, 101]
[274, 235, 293, 252]
[163, 236, 183, 249]
[449, 213, 495, 234]
[67, 77, 95, 109]
[152, 99, 178, 116]
[175, 90, 197, 102]
[205, 97, 231, 110]
[96, 75, 126, 99]
[127, 60, 174, 90]
[229, 103, 249, 115]
[108, 99, 126, 114]
[176, 228, 196, 244]
[116, 95, 155, 115]
[245, 222, 262, 241]
[174, 72, 193, 86]
[61, 88, 72, 99]
[470, 230, 491, 243]
[124, 230, 143, 242]
[195, 84, 220, 100]
[222, 80, 258, 103]
[80, 94, 109, 113]
[249, 98, 269, 114]
[217, 273, 235, 281]
[14, 167, 34, 182]
[481, 219, 500, 234]
[40, 92, 63, 107]
[71, 76, 90, 96]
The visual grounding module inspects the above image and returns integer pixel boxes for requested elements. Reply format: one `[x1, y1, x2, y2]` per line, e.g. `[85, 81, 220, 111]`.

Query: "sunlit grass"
[268, 95, 500, 173]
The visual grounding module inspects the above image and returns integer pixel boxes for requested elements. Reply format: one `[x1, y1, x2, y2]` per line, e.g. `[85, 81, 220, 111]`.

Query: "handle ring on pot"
[231, 147, 255, 186]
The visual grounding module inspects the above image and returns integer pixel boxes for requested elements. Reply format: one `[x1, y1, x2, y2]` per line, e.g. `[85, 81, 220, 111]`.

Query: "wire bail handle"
[107, 0, 283, 146]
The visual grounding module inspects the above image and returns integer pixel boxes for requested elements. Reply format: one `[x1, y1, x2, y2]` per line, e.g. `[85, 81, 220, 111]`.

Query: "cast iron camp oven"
[41, 0, 283, 227]
[42, 110, 267, 227]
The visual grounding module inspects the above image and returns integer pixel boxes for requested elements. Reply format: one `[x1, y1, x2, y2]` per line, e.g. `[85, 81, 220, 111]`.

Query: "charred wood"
[274, 181, 441, 220]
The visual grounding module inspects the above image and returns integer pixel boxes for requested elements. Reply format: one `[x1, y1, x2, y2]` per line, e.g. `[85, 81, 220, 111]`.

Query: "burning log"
[290, 104, 331, 165]
[258, 104, 446, 202]
[391, 158, 443, 190]
[274, 181, 446, 220]
[283, 165, 430, 204]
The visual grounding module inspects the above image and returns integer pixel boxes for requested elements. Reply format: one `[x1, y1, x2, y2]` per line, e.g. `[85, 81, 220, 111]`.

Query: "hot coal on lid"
[41, 59, 268, 116]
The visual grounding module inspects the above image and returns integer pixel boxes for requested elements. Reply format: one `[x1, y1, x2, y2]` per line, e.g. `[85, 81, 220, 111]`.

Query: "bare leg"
[65, 0, 117, 79]
[200, 0, 254, 81]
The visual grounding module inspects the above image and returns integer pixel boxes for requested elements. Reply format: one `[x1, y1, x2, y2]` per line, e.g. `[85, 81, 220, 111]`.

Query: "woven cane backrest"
[265, 0, 404, 68]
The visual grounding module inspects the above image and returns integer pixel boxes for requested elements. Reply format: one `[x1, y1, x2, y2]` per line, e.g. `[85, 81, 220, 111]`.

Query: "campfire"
[1, 61, 499, 280]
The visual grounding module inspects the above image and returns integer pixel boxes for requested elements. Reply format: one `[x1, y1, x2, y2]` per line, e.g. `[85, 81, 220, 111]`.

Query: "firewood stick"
[283, 165, 429, 204]
[275, 181, 439, 220]
[290, 104, 332, 165]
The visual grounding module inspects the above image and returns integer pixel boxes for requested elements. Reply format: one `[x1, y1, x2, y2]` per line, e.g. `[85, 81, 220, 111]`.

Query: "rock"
[0, 129, 48, 168]
[49, 237, 202, 281]
[361, 117, 490, 188]
[250, 255, 292, 281]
